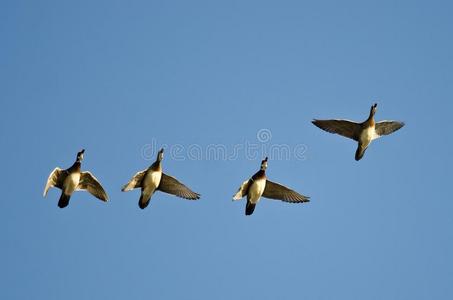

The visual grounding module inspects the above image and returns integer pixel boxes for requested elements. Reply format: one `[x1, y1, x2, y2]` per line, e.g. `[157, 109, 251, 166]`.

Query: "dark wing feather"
[312, 119, 361, 141]
[157, 173, 200, 200]
[375, 121, 405, 137]
[77, 171, 109, 201]
[262, 180, 309, 203]
[43, 167, 67, 196]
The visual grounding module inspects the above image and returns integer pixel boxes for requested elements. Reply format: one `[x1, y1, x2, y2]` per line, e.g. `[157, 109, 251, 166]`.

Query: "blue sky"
[1, 0, 453, 299]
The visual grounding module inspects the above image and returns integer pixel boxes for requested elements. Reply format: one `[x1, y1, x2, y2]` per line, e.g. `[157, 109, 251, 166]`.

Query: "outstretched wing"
[262, 180, 309, 203]
[121, 170, 146, 191]
[43, 167, 67, 196]
[375, 121, 405, 137]
[157, 173, 200, 200]
[233, 179, 251, 201]
[77, 171, 109, 201]
[312, 119, 361, 141]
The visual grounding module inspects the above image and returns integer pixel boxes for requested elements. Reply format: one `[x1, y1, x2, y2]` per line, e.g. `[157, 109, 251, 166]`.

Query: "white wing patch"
[233, 180, 250, 201]
[43, 167, 65, 196]
[122, 170, 146, 192]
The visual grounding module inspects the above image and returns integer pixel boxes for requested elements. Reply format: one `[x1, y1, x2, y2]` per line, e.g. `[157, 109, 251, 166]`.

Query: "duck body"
[142, 168, 162, 194]
[58, 163, 81, 208]
[355, 109, 376, 160]
[312, 103, 405, 161]
[122, 148, 200, 209]
[247, 171, 266, 204]
[43, 149, 109, 208]
[359, 124, 375, 146]
[139, 161, 163, 209]
[245, 170, 267, 215]
[233, 157, 309, 216]
[62, 163, 81, 196]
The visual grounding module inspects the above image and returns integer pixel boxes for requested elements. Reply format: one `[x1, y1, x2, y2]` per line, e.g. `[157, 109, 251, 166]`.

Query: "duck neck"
[367, 107, 375, 124]
[151, 160, 162, 171]
[253, 169, 266, 180]
[69, 161, 82, 172]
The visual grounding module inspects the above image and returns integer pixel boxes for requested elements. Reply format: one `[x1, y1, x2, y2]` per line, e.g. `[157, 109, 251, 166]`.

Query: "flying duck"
[233, 157, 309, 216]
[312, 103, 405, 161]
[122, 148, 200, 209]
[43, 149, 109, 208]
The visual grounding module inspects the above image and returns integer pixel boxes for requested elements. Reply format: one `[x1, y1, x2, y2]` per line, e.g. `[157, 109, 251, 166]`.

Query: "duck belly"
[63, 173, 80, 195]
[359, 126, 375, 147]
[143, 170, 162, 195]
[248, 179, 266, 204]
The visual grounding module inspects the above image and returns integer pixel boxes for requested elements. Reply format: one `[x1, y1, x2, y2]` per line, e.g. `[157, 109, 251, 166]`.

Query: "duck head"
[76, 149, 85, 162]
[157, 148, 164, 162]
[370, 103, 378, 117]
[260, 157, 268, 171]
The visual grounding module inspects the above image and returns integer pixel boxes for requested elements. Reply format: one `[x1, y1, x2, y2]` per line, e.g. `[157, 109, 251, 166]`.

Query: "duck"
[233, 157, 309, 216]
[122, 148, 200, 209]
[43, 149, 109, 208]
[312, 103, 405, 161]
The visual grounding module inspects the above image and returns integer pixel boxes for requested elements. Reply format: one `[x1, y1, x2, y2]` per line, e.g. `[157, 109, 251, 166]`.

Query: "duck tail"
[58, 193, 71, 208]
[355, 144, 367, 161]
[138, 194, 151, 209]
[245, 200, 256, 216]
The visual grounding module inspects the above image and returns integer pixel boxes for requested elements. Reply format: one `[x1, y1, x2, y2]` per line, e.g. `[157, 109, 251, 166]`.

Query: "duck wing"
[43, 167, 67, 196]
[121, 170, 146, 191]
[233, 179, 251, 201]
[157, 173, 200, 200]
[312, 119, 361, 141]
[375, 121, 405, 137]
[77, 171, 109, 201]
[262, 180, 309, 203]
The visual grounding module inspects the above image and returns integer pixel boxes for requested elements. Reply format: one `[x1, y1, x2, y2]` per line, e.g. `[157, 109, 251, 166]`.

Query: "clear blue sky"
[1, 0, 453, 299]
